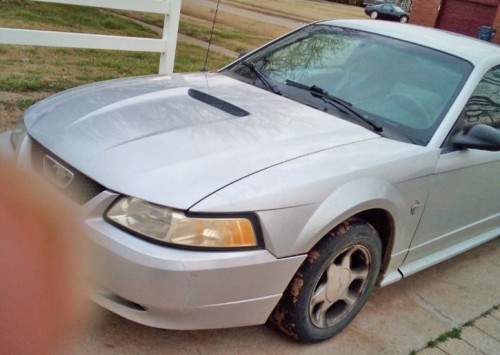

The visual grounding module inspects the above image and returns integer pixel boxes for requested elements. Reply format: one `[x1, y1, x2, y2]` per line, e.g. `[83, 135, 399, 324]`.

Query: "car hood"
[25, 72, 378, 209]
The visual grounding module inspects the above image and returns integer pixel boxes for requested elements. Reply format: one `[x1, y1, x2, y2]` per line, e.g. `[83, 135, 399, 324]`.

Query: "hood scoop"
[188, 89, 250, 117]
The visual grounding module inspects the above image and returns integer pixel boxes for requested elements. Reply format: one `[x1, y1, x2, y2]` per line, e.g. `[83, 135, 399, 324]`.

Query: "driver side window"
[442, 66, 500, 152]
[463, 66, 500, 131]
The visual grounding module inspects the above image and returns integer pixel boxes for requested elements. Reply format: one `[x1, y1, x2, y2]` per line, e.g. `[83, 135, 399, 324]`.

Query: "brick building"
[410, 0, 500, 44]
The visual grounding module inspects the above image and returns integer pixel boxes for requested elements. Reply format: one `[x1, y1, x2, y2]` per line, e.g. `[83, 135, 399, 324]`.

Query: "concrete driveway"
[63, 238, 499, 354]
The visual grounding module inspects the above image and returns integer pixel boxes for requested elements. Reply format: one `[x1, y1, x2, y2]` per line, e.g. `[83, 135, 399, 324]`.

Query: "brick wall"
[410, 0, 441, 27]
[492, 9, 500, 43]
[411, 0, 500, 44]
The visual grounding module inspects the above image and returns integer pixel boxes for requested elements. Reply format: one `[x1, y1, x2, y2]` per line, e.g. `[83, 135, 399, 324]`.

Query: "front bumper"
[84, 192, 306, 329]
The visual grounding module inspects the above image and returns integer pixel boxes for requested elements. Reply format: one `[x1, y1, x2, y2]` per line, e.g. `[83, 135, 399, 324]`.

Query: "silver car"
[2, 20, 499, 343]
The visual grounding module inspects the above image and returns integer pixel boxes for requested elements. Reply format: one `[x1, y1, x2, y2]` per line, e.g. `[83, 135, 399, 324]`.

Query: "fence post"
[160, 0, 181, 74]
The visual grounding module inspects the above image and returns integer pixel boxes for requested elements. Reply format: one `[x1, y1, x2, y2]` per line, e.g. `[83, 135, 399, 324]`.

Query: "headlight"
[10, 119, 27, 151]
[105, 196, 260, 249]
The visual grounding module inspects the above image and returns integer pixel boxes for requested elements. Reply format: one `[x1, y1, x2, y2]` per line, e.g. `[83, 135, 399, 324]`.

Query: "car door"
[379, 5, 391, 20]
[381, 5, 397, 20]
[401, 65, 500, 274]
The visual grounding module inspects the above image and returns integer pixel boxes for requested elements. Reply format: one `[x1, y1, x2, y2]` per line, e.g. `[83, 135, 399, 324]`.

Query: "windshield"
[222, 24, 472, 145]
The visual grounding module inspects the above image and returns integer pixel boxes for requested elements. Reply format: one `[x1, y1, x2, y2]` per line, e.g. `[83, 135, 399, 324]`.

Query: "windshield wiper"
[285, 79, 383, 132]
[241, 61, 281, 95]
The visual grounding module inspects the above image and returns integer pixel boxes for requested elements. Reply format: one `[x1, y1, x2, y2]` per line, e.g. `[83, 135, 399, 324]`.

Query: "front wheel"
[400, 15, 409, 23]
[270, 218, 382, 343]
[370, 11, 378, 19]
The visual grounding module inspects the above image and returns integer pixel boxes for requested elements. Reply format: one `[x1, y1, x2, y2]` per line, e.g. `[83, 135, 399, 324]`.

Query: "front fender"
[255, 175, 431, 259]
[292, 178, 404, 254]
[191, 139, 438, 259]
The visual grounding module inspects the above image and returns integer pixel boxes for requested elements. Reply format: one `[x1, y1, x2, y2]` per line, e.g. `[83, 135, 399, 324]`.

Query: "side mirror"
[452, 124, 500, 152]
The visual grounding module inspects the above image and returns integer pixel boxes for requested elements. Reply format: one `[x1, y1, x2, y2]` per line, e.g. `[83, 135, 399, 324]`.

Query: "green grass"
[112, 4, 282, 54]
[0, 0, 274, 55]
[0, 98, 39, 110]
[427, 327, 462, 348]
[179, 18, 271, 53]
[0, 0, 157, 37]
[111, 9, 164, 28]
[463, 320, 475, 327]
[174, 43, 232, 72]
[0, 0, 233, 94]
[0, 75, 48, 92]
[0, 43, 232, 93]
[15, 98, 38, 109]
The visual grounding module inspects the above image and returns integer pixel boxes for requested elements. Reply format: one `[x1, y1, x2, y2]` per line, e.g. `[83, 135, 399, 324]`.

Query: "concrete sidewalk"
[417, 307, 500, 355]
[64, 238, 499, 354]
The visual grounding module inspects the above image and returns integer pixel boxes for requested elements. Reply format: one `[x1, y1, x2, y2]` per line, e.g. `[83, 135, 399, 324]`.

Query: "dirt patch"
[0, 91, 49, 103]
[0, 105, 22, 132]
[0, 91, 52, 132]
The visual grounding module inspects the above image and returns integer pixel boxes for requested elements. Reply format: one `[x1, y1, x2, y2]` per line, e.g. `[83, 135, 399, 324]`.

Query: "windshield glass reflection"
[224, 24, 472, 145]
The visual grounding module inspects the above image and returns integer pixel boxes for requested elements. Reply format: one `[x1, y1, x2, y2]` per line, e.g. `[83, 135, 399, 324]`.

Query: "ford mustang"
[1, 20, 499, 343]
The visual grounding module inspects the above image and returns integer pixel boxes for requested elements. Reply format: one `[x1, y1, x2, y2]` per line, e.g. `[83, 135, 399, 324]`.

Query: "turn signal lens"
[170, 217, 257, 247]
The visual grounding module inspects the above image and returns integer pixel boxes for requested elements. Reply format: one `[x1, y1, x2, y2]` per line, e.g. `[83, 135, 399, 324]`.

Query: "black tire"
[370, 11, 378, 19]
[270, 218, 382, 343]
[400, 15, 409, 23]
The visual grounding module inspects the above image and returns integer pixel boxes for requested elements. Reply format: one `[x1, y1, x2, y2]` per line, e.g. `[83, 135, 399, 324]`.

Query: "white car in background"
[2, 20, 499, 343]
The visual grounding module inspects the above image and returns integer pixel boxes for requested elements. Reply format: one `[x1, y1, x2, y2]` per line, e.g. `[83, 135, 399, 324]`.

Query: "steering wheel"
[384, 93, 433, 128]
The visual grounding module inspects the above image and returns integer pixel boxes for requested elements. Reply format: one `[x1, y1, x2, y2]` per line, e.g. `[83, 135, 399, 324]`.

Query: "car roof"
[320, 19, 500, 65]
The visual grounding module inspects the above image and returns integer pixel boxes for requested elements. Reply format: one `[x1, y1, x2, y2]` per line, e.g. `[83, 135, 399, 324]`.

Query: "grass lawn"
[223, 0, 365, 22]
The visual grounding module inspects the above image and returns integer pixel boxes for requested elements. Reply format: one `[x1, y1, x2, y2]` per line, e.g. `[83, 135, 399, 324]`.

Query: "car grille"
[30, 139, 106, 205]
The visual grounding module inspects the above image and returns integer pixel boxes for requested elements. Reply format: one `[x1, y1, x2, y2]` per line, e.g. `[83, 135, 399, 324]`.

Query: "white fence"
[0, 0, 181, 74]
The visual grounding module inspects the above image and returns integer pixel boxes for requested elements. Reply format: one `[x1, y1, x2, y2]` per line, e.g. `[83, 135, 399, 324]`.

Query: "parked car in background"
[2, 20, 499, 343]
[365, 3, 410, 22]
